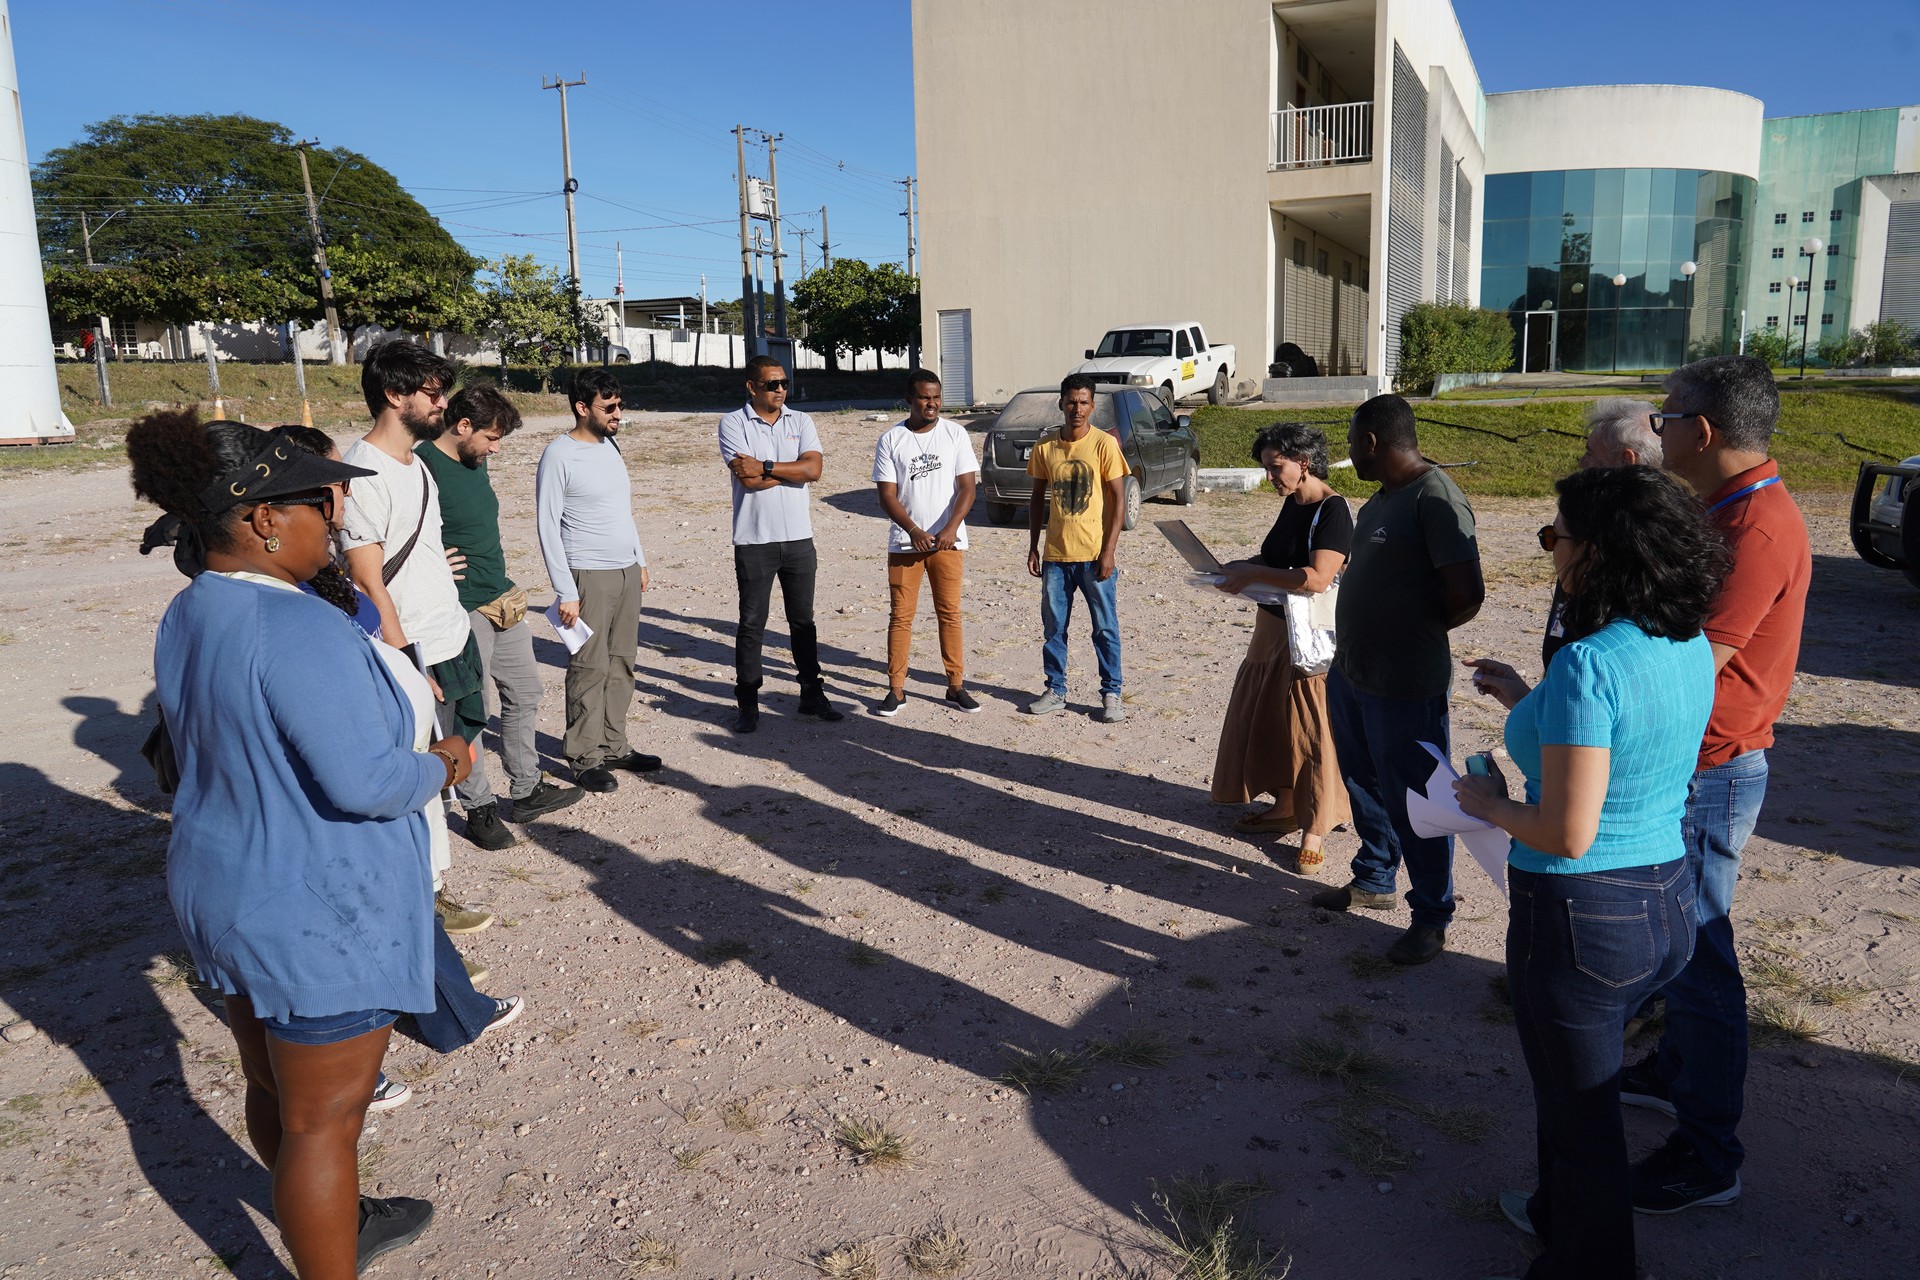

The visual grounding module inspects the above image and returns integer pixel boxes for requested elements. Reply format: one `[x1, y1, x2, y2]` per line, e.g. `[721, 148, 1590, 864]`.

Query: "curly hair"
[1555, 465, 1730, 642]
[1249, 422, 1330, 478]
[125, 410, 274, 554]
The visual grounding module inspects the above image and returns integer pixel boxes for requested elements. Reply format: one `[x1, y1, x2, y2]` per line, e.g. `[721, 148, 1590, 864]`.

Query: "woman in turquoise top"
[130, 413, 474, 1279]
[1454, 465, 1727, 1280]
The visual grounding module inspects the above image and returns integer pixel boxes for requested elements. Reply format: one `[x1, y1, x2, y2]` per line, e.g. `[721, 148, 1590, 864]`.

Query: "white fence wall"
[609, 325, 910, 372]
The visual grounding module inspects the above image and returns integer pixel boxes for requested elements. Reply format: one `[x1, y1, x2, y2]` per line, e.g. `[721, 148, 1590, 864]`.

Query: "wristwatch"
[761, 458, 774, 480]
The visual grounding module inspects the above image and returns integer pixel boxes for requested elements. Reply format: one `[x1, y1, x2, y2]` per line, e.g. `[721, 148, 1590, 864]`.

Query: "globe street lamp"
[1680, 260, 1697, 362]
[1611, 272, 1628, 374]
[1797, 236, 1824, 379]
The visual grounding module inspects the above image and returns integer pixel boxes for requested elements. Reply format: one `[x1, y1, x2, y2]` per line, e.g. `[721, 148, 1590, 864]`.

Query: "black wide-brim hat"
[197, 423, 377, 514]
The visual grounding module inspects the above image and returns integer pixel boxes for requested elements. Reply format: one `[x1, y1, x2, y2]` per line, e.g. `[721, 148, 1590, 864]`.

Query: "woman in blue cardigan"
[129, 412, 474, 1279]
[1455, 465, 1728, 1280]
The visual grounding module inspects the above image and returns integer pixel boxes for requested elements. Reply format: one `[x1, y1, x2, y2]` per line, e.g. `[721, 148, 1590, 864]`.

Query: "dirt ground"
[1, 409, 1916, 1280]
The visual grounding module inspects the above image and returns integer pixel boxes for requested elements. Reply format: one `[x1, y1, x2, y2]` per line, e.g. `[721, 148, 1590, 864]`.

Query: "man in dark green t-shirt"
[420, 386, 582, 832]
[1312, 394, 1484, 967]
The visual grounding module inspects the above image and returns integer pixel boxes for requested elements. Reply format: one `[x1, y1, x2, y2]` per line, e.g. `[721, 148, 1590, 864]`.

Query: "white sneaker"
[367, 1074, 412, 1112]
[1099, 693, 1127, 723]
[480, 996, 524, 1038]
[1024, 690, 1065, 715]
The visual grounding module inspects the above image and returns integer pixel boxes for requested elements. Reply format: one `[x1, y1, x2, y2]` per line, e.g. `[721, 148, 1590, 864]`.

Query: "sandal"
[1296, 843, 1325, 874]
[1233, 811, 1302, 834]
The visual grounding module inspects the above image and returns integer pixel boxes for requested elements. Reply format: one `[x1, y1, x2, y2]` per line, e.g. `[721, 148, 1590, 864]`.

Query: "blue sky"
[14, 0, 1917, 302]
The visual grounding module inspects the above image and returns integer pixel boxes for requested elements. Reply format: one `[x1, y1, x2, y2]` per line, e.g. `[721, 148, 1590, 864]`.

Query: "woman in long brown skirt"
[1210, 423, 1353, 872]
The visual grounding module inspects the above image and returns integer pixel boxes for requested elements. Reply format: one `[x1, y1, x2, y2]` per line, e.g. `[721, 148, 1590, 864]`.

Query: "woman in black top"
[1210, 423, 1354, 872]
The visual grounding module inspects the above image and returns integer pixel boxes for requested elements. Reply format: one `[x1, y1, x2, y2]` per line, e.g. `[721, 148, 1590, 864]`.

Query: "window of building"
[1319, 67, 1333, 98]
[1292, 237, 1306, 266]
[1831, 209, 1843, 222]
[1827, 243, 1840, 256]
[1774, 212, 1788, 225]
[1315, 248, 1329, 275]
[1796, 280, 1809, 292]
[1795, 314, 1807, 325]
[1768, 281, 1781, 293]
[1297, 47, 1309, 77]
[1771, 247, 1784, 259]
[1821, 312, 1834, 324]
[1801, 211, 1815, 222]
[1341, 261, 1353, 284]
[1766, 316, 1779, 328]
[1824, 279, 1837, 291]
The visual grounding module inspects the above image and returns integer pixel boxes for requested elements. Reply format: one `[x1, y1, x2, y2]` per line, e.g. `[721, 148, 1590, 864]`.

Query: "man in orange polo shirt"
[1621, 355, 1810, 1214]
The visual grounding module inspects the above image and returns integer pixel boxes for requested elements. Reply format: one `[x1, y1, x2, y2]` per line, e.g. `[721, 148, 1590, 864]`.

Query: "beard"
[400, 402, 444, 442]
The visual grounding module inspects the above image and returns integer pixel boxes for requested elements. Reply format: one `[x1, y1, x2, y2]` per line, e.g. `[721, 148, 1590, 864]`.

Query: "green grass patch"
[1191, 380, 1920, 497]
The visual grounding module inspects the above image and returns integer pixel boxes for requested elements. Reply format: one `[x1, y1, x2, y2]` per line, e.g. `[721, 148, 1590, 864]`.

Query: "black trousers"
[733, 538, 821, 690]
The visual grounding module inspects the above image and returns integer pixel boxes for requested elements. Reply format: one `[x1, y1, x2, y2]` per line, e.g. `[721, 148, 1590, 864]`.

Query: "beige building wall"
[912, 0, 1275, 404]
[1484, 86, 1763, 180]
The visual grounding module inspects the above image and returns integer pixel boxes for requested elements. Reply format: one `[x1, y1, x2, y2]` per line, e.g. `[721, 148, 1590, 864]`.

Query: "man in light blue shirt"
[535, 368, 659, 792]
[717, 354, 844, 732]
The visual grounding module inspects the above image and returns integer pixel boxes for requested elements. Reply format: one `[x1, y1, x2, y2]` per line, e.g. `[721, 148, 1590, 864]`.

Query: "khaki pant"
[886, 548, 964, 692]
[565, 564, 642, 769]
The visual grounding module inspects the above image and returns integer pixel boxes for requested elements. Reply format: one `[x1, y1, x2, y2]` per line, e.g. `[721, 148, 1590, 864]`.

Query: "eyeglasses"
[755, 379, 790, 391]
[271, 490, 337, 523]
[1537, 524, 1578, 552]
[1648, 411, 1695, 436]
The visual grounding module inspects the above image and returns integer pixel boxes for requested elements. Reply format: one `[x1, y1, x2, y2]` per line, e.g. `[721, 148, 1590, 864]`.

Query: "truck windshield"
[1095, 329, 1173, 358]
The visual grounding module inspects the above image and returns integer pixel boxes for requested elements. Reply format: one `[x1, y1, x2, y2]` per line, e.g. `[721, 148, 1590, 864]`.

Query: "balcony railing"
[1271, 101, 1373, 169]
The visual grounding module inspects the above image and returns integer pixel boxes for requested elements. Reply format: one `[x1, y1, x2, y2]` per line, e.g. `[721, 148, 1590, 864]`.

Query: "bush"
[1743, 328, 1792, 367]
[1397, 302, 1514, 392]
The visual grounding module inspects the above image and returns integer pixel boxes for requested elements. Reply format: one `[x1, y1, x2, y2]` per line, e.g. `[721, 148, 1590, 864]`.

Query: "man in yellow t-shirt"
[1024, 374, 1131, 722]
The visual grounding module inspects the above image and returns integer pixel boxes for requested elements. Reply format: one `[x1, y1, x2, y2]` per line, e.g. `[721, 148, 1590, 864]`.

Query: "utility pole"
[80, 210, 92, 266]
[902, 177, 919, 369]
[766, 132, 788, 341]
[614, 241, 627, 349]
[294, 142, 346, 365]
[819, 204, 831, 269]
[901, 177, 917, 278]
[544, 73, 588, 361]
[700, 274, 707, 333]
[796, 227, 809, 280]
[735, 125, 760, 355]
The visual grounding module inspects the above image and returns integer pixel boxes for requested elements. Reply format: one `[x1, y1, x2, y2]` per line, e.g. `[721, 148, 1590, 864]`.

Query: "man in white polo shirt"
[870, 368, 979, 716]
[717, 354, 844, 733]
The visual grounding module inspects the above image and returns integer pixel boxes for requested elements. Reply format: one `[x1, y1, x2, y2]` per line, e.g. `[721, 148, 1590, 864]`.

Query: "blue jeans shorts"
[261, 1007, 400, 1047]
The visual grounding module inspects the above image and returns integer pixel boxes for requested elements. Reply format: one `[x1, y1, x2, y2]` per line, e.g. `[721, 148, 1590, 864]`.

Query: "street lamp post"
[1796, 236, 1824, 379]
[1610, 272, 1628, 374]
[1786, 275, 1800, 362]
[1680, 260, 1697, 361]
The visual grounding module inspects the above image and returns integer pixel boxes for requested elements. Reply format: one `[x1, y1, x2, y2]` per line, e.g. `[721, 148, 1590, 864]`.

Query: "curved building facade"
[1482, 86, 1762, 371]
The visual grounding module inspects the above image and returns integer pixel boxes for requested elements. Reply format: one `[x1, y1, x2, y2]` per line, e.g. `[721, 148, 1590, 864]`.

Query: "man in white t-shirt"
[339, 340, 500, 930]
[870, 369, 979, 716]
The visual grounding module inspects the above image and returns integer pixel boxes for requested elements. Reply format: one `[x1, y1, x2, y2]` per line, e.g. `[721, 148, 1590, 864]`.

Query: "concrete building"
[911, 0, 1482, 403]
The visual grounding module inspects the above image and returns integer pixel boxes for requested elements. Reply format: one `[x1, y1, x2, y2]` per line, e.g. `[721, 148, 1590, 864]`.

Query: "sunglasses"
[1536, 524, 1579, 552]
[271, 490, 338, 523]
[1648, 411, 1696, 436]
[755, 378, 790, 391]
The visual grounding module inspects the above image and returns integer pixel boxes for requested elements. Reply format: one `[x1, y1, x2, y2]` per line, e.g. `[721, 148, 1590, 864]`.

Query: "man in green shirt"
[1312, 394, 1484, 967]
[420, 386, 583, 835]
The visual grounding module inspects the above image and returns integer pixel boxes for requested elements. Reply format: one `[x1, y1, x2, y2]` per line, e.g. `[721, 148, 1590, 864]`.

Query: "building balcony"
[1271, 101, 1373, 170]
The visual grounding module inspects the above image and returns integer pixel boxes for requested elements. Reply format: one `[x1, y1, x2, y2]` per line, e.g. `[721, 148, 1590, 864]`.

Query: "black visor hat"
[196, 424, 376, 515]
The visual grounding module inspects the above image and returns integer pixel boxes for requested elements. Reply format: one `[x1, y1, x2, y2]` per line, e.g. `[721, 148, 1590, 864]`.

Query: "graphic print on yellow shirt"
[1027, 428, 1129, 562]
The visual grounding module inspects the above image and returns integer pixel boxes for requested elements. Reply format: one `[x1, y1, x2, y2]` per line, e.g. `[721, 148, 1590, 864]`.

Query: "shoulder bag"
[1283, 497, 1345, 677]
[380, 467, 431, 587]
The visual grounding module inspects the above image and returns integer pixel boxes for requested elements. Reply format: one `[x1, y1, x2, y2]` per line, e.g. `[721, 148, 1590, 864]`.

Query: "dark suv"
[976, 385, 1200, 530]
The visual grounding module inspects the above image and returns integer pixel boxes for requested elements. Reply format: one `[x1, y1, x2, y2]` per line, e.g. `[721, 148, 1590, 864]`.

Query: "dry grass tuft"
[1408, 1101, 1495, 1144]
[391, 1056, 442, 1085]
[1321, 1005, 1372, 1037]
[1329, 1106, 1415, 1176]
[668, 1145, 709, 1171]
[1087, 1027, 1177, 1069]
[618, 1234, 679, 1273]
[627, 1018, 665, 1037]
[1279, 1034, 1394, 1087]
[832, 1115, 915, 1168]
[999, 1046, 1089, 1094]
[1135, 1171, 1288, 1280]
[902, 1222, 972, 1275]
[1346, 951, 1398, 980]
[846, 941, 887, 968]
[720, 1100, 765, 1134]
[1748, 994, 1822, 1047]
[807, 1241, 881, 1279]
[1865, 1042, 1918, 1085]
[1441, 1189, 1506, 1223]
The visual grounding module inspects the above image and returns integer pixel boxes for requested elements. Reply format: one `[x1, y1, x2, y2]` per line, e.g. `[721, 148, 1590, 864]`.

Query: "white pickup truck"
[1073, 322, 1237, 406]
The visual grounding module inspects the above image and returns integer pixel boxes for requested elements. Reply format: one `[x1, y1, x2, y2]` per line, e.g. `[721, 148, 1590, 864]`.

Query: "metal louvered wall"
[1384, 43, 1427, 376]
[1436, 141, 1455, 302]
[1882, 200, 1920, 327]
[1452, 170, 1473, 303]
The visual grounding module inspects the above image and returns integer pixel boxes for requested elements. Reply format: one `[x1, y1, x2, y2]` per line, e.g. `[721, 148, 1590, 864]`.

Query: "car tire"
[986, 501, 1018, 526]
[1207, 369, 1228, 405]
[1174, 457, 1198, 506]
[1121, 475, 1142, 531]
[614, 354, 630, 364]
[1158, 382, 1176, 409]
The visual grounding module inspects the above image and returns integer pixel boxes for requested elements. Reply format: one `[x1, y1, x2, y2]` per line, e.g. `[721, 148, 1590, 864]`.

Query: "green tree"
[329, 241, 477, 353]
[792, 258, 920, 371]
[34, 113, 476, 338]
[465, 255, 581, 390]
[1396, 302, 1515, 391]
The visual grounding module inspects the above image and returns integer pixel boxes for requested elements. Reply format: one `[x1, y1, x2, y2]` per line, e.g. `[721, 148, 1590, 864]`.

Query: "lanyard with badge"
[1706, 475, 1780, 515]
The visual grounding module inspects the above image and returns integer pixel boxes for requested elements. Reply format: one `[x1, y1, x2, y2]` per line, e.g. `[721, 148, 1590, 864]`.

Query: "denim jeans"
[395, 917, 500, 1053]
[1510, 860, 1696, 1280]
[1644, 748, 1768, 1176]
[1040, 561, 1121, 696]
[1324, 667, 1455, 928]
[734, 539, 821, 691]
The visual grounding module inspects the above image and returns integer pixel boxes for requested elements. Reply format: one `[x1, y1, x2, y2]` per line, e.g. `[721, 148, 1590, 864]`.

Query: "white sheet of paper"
[544, 602, 594, 655]
[1405, 741, 1511, 896]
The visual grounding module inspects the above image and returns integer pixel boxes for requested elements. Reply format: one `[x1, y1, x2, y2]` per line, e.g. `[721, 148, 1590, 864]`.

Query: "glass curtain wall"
[1482, 168, 1754, 371]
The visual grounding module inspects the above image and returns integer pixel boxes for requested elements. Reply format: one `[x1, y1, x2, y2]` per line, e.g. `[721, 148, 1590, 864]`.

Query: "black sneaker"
[508, 779, 584, 822]
[873, 691, 906, 717]
[1632, 1137, 1741, 1214]
[945, 687, 981, 713]
[607, 751, 663, 774]
[357, 1194, 434, 1270]
[1619, 1052, 1676, 1118]
[574, 766, 618, 793]
[797, 685, 844, 722]
[462, 803, 517, 851]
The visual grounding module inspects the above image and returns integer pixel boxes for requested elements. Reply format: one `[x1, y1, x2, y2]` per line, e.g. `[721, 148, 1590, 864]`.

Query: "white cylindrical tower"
[0, 1, 73, 444]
